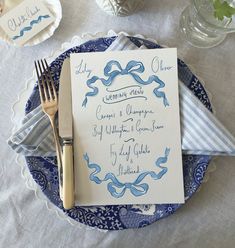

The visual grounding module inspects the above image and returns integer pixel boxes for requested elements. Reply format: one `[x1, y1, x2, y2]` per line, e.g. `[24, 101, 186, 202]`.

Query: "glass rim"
[192, 0, 235, 32]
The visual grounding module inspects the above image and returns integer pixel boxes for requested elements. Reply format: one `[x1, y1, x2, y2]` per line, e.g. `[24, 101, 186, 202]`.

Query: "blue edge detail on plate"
[25, 36, 212, 230]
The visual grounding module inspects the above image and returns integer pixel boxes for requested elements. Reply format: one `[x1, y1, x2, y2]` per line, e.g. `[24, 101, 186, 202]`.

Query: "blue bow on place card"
[0, 0, 55, 46]
[70, 48, 185, 205]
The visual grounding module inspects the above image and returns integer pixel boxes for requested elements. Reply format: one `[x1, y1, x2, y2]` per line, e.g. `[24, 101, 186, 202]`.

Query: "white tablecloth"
[1, 0, 235, 247]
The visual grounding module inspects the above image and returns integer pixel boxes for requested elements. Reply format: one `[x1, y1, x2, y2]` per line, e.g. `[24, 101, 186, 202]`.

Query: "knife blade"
[59, 58, 74, 209]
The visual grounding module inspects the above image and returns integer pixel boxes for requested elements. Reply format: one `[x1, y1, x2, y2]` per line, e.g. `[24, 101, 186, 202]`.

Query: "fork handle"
[62, 141, 74, 209]
[50, 117, 63, 200]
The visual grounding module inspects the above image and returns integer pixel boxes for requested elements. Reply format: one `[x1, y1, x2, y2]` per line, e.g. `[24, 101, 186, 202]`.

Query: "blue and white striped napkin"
[8, 34, 235, 156]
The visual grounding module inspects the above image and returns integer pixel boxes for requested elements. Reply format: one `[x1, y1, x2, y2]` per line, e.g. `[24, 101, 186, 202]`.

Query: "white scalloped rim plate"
[0, 0, 62, 46]
[11, 30, 216, 230]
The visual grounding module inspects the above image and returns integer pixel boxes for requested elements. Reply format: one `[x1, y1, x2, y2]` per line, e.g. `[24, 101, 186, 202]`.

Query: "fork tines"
[34, 59, 57, 102]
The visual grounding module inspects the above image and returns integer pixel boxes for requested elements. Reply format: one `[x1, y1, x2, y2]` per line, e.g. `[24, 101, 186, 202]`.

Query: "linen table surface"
[0, 0, 235, 247]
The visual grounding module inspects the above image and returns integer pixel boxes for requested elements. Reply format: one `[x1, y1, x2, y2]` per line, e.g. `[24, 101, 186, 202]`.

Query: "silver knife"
[59, 58, 74, 209]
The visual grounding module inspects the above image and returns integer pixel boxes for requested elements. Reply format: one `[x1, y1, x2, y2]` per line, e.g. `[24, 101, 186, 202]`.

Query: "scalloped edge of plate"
[10, 30, 217, 230]
[0, 0, 62, 47]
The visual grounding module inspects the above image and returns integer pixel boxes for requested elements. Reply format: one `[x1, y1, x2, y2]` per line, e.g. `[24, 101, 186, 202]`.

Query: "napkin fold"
[8, 34, 235, 156]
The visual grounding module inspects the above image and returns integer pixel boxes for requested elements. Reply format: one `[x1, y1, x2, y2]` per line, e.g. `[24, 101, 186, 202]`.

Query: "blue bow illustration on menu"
[83, 148, 170, 198]
[82, 60, 169, 107]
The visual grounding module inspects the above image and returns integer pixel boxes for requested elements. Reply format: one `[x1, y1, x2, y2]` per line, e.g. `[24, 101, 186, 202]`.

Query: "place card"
[0, 0, 55, 46]
[70, 48, 185, 206]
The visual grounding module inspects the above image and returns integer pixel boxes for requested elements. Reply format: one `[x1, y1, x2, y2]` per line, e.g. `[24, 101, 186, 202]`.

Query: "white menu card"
[70, 48, 184, 205]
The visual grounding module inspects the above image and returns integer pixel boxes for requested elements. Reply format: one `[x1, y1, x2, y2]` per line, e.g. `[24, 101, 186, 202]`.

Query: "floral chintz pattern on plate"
[25, 36, 212, 230]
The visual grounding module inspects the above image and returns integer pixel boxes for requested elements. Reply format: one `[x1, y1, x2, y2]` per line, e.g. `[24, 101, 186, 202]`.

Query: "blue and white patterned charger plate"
[25, 36, 212, 230]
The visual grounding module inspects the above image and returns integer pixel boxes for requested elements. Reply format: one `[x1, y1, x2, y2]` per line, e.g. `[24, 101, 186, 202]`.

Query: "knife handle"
[62, 142, 74, 209]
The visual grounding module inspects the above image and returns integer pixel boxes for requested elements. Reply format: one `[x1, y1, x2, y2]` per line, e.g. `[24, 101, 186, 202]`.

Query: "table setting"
[1, 0, 235, 247]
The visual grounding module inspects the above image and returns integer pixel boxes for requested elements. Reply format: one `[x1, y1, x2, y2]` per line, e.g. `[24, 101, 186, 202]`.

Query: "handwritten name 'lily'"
[75, 59, 92, 78]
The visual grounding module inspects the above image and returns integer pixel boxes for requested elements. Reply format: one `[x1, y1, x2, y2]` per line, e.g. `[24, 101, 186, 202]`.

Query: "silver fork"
[34, 59, 63, 201]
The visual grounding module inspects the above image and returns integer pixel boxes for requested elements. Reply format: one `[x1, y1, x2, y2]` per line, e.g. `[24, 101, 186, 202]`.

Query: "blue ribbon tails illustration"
[82, 60, 169, 107]
[83, 148, 170, 198]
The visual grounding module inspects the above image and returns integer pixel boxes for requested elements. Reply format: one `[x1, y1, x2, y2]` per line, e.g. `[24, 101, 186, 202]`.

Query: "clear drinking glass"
[96, 0, 145, 16]
[179, 0, 235, 48]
